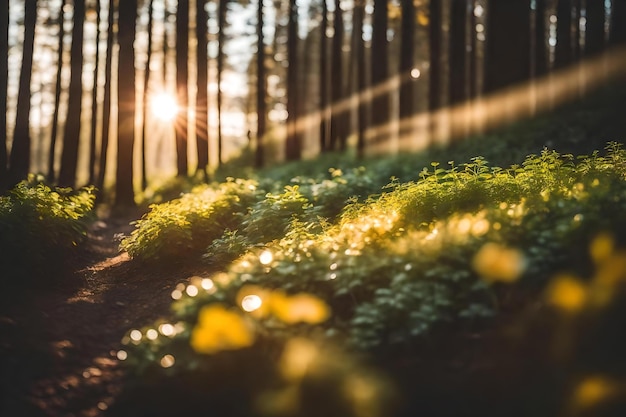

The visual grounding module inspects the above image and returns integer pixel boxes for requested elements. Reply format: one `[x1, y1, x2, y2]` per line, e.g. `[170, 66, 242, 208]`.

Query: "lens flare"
[150, 92, 179, 122]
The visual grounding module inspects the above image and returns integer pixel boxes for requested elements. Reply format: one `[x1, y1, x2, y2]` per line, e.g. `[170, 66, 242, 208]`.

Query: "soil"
[0, 211, 204, 417]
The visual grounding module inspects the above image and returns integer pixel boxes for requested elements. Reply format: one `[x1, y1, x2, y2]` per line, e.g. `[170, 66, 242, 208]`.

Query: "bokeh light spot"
[130, 329, 142, 342]
[159, 323, 175, 337]
[241, 295, 263, 312]
[160, 354, 176, 368]
[259, 250, 274, 265]
[186, 285, 199, 297]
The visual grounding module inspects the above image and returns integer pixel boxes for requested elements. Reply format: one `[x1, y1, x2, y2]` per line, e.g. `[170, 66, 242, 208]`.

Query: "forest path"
[1, 212, 198, 417]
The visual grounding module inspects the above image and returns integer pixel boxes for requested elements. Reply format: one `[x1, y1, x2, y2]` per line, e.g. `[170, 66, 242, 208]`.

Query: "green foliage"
[0, 174, 95, 286]
[120, 178, 260, 262]
[115, 143, 626, 416]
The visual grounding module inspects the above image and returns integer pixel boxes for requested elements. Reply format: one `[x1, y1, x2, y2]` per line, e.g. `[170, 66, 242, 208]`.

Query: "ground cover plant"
[0, 174, 96, 290]
[110, 142, 626, 417]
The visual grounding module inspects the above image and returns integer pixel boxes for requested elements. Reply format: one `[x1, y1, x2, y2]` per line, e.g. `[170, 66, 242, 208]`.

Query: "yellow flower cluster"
[236, 285, 331, 324]
[545, 234, 626, 313]
[190, 288, 331, 355]
[190, 304, 255, 354]
[472, 242, 525, 283]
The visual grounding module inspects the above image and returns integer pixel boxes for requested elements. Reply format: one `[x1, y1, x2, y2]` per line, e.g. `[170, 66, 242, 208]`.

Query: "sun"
[150, 92, 179, 122]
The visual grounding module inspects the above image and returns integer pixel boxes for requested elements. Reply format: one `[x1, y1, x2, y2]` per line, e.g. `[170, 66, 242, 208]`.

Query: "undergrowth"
[112, 143, 626, 417]
[0, 175, 95, 288]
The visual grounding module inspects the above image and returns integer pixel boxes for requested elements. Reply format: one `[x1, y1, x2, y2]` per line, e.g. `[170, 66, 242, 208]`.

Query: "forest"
[1, 0, 626, 416]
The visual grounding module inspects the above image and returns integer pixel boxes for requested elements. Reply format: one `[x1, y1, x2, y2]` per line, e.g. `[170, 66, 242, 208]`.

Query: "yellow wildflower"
[546, 275, 587, 313]
[190, 304, 255, 354]
[271, 292, 331, 324]
[472, 242, 525, 283]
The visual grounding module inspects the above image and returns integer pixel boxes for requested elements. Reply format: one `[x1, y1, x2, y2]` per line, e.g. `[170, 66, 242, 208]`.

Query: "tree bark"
[59, 0, 85, 187]
[329, 0, 344, 151]
[96, 0, 115, 193]
[428, 0, 442, 142]
[0, 1, 9, 191]
[399, 0, 416, 127]
[141, 0, 155, 190]
[610, 0, 626, 46]
[319, 0, 329, 152]
[370, 0, 388, 144]
[554, 0, 573, 69]
[449, 0, 467, 106]
[534, 0, 548, 78]
[585, 0, 605, 57]
[217, 0, 226, 166]
[115, 0, 138, 207]
[175, 0, 189, 176]
[484, 0, 531, 93]
[196, 0, 209, 177]
[285, 0, 300, 160]
[353, 0, 366, 158]
[88, 0, 102, 185]
[8, 0, 37, 186]
[256, 0, 267, 168]
[429, 0, 442, 110]
[48, 0, 67, 183]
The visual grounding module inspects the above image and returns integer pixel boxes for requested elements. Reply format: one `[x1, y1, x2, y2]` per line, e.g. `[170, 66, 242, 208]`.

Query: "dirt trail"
[0, 215, 194, 417]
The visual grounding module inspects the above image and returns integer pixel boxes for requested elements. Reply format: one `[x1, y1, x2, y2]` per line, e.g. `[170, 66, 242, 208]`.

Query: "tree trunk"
[329, 0, 344, 151]
[175, 0, 189, 176]
[573, 0, 581, 60]
[59, 0, 85, 188]
[428, 0, 442, 142]
[115, 0, 138, 207]
[449, 0, 467, 106]
[256, 0, 266, 168]
[469, 0, 478, 99]
[8, 0, 37, 186]
[534, 0, 548, 78]
[163, 0, 168, 85]
[196, 0, 209, 177]
[48, 0, 67, 183]
[353, 0, 366, 158]
[141, 0, 154, 190]
[319, 0, 329, 152]
[285, 0, 300, 160]
[429, 0, 442, 110]
[448, 0, 468, 140]
[484, 0, 531, 93]
[585, 0, 605, 57]
[399, 0, 416, 129]
[370, 0, 388, 144]
[554, 0, 573, 69]
[610, 0, 626, 46]
[88, 0, 101, 185]
[217, 0, 226, 166]
[0, 1, 9, 191]
[96, 0, 114, 193]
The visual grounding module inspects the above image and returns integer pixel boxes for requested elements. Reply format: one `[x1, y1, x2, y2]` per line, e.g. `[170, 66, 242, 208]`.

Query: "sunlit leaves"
[122, 143, 626, 390]
[0, 175, 96, 282]
[120, 178, 260, 261]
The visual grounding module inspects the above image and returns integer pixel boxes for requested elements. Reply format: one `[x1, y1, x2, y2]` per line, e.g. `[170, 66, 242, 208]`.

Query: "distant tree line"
[1, 0, 625, 206]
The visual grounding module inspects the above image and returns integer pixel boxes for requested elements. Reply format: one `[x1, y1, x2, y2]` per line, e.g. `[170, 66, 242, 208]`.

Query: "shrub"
[0, 175, 95, 287]
[120, 178, 261, 262]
